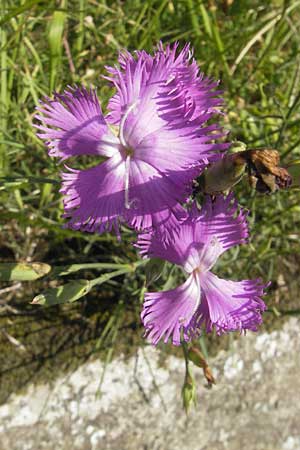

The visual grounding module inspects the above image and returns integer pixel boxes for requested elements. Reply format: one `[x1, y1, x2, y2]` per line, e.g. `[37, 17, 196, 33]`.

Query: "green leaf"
[53, 262, 130, 277]
[32, 267, 134, 306]
[0, 262, 51, 281]
[31, 279, 91, 305]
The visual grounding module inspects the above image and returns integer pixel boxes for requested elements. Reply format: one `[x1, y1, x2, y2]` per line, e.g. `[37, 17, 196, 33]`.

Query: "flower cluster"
[35, 43, 268, 346]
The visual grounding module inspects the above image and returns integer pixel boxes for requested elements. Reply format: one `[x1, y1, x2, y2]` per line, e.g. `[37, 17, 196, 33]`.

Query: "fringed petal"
[189, 271, 267, 335]
[142, 273, 201, 345]
[194, 193, 249, 252]
[60, 154, 126, 236]
[127, 159, 188, 241]
[136, 194, 248, 271]
[34, 86, 118, 160]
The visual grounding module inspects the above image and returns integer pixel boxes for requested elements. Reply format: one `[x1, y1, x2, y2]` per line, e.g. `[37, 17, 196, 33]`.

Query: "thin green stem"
[182, 341, 190, 372]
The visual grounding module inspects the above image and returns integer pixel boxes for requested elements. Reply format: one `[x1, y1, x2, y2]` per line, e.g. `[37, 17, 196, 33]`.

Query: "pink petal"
[137, 221, 200, 266]
[190, 271, 267, 335]
[60, 156, 187, 238]
[136, 194, 248, 271]
[34, 86, 118, 160]
[126, 159, 188, 240]
[196, 194, 249, 251]
[142, 273, 201, 345]
[60, 154, 126, 235]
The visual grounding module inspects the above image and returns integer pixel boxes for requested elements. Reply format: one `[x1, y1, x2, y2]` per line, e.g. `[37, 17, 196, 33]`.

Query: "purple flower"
[137, 194, 268, 345]
[34, 43, 228, 238]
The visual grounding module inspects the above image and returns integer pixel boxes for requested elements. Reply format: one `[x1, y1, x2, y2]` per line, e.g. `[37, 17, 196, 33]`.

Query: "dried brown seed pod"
[244, 148, 292, 194]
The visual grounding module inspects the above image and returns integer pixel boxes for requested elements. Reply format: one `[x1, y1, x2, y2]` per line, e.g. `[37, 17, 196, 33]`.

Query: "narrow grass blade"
[186, 0, 201, 37]
[48, 2, 67, 91]
[199, 3, 212, 38]
[230, 13, 281, 75]
[75, 0, 86, 53]
[0, 1, 8, 173]
[0, 176, 59, 185]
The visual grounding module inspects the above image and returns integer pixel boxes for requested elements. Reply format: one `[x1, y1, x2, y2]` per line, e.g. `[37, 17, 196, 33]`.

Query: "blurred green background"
[0, 0, 300, 402]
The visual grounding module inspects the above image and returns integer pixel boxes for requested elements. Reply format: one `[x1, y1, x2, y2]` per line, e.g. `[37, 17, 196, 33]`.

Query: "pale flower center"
[119, 102, 138, 147]
[118, 102, 139, 209]
[184, 236, 223, 275]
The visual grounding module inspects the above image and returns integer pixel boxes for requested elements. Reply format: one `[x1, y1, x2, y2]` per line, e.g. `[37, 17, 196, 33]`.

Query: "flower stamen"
[119, 102, 138, 210]
[119, 101, 139, 147]
[124, 153, 131, 209]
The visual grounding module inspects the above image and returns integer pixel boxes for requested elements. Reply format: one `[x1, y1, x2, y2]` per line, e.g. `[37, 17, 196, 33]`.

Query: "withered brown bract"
[245, 148, 292, 194]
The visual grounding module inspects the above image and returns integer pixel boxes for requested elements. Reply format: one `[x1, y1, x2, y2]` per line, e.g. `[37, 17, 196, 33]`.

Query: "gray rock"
[0, 318, 299, 450]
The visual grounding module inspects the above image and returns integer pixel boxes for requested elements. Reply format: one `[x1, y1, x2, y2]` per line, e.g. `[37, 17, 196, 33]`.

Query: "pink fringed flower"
[137, 194, 268, 345]
[34, 43, 228, 238]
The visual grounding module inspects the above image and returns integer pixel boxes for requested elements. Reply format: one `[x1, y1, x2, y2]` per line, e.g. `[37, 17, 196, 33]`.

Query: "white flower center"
[184, 236, 223, 274]
[117, 102, 140, 209]
[119, 102, 139, 147]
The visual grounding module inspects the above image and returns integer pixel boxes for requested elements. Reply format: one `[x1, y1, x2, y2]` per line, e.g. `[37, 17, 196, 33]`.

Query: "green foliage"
[0, 262, 51, 281]
[0, 0, 300, 397]
[32, 262, 143, 305]
[48, 0, 68, 91]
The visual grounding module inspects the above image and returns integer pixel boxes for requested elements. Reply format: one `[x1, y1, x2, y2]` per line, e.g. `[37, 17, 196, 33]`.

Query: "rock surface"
[0, 318, 300, 450]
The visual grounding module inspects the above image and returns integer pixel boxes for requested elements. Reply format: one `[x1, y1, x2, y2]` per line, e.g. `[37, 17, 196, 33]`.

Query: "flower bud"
[196, 153, 247, 195]
[182, 368, 197, 413]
